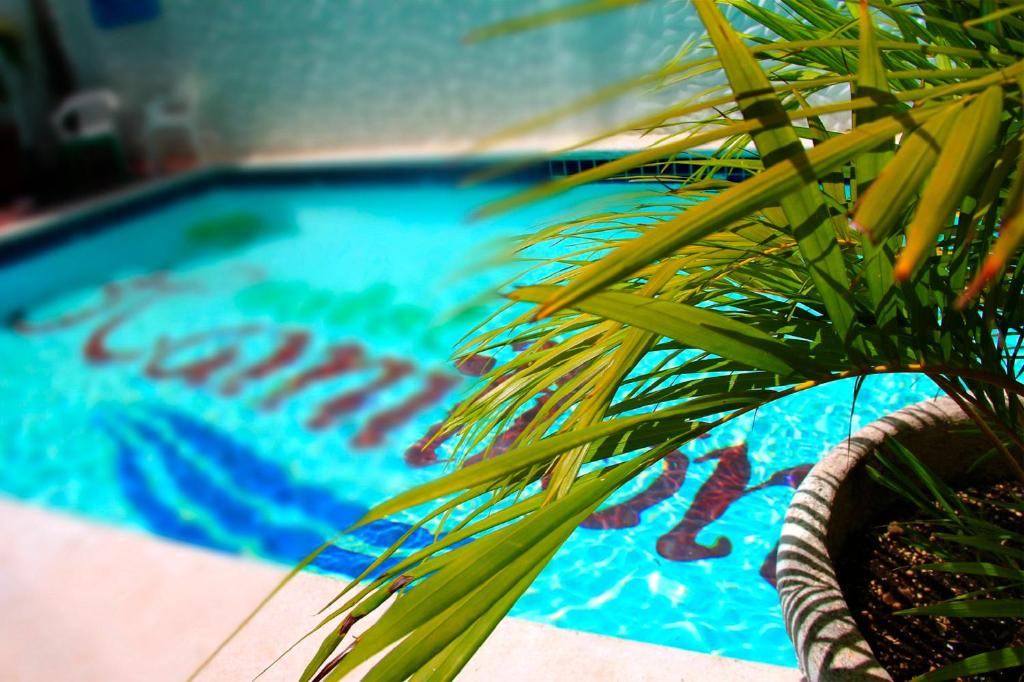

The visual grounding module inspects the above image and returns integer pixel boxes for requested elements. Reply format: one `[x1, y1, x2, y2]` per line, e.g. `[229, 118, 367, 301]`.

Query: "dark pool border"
[0, 152, 750, 267]
[0, 165, 221, 267]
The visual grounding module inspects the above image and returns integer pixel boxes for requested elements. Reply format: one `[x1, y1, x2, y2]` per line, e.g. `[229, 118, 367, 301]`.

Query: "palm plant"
[868, 440, 1023, 681]
[202, 1, 1024, 680]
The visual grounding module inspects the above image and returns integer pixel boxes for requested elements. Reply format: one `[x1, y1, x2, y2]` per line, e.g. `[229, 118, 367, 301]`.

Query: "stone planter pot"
[775, 396, 1012, 681]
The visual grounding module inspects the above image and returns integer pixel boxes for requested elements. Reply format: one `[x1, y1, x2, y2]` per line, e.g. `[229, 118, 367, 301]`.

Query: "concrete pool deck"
[0, 497, 800, 681]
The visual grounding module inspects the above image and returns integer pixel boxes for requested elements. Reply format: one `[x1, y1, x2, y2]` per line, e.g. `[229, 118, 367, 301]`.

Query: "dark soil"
[838, 480, 1024, 682]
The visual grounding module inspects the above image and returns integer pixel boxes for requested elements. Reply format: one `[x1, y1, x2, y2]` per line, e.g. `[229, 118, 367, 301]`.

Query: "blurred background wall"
[39, 0, 717, 159]
[0, 0, 781, 208]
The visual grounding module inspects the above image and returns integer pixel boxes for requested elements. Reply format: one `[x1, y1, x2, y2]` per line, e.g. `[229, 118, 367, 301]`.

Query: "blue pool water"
[0, 177, 939, 667]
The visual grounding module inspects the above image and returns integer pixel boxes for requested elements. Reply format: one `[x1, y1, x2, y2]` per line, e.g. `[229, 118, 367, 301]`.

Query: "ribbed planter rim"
[775, 396, 970, 682]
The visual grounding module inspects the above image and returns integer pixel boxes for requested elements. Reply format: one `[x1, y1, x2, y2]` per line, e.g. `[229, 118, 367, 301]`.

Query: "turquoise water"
[0, 179, 938, 667]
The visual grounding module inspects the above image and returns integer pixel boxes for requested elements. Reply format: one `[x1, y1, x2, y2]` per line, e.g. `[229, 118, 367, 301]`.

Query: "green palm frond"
[191, 2, 1024, 680]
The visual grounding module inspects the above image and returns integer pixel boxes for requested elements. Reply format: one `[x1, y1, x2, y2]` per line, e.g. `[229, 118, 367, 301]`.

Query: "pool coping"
[0, 152, 585, 260]
[0, 496, 801, 681]
[0, 146, 749, 267]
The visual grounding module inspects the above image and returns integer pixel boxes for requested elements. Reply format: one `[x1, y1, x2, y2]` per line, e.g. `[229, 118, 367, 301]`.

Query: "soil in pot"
[837, 480, 1024, 682]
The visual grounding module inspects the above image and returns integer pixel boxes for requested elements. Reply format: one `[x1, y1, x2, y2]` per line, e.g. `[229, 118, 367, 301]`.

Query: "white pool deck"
[0, 497, 801, 682]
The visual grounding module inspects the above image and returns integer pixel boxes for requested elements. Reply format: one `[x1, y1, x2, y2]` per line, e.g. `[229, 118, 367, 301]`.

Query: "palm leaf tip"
[955, 257, 1003, 309]
[894, 85, 1005, 281]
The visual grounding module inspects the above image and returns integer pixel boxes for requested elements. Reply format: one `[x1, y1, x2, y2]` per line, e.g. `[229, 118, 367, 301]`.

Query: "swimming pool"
[0, 168, 939, 667]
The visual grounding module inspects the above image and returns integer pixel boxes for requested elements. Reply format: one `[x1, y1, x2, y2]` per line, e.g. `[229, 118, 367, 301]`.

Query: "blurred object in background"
[0, 195, 31, 229]
[50, 88, 119, 141]
[142, 81, 204, 176]
[0, 0, 76, 215]
[0, 10, 28, 204]
[87, 0, 160, 29]
[50, 88, 128, 192]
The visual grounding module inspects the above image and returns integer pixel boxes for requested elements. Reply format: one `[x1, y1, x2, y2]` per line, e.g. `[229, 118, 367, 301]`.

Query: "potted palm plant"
[778, 396, 1021, 681]
[200, 1, 1024, 680]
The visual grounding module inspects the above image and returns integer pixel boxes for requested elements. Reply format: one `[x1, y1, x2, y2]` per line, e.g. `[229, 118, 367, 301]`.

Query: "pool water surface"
[0, 177, 939, 667]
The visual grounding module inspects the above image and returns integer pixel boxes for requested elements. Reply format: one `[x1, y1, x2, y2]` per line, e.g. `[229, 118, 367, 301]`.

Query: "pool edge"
[0, 496, 800, 681]
[0, 145, 748, 267]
